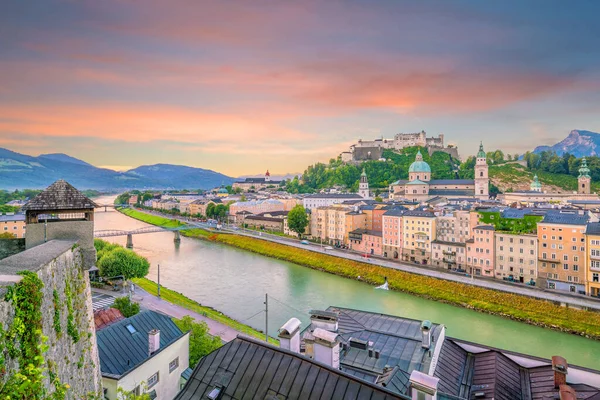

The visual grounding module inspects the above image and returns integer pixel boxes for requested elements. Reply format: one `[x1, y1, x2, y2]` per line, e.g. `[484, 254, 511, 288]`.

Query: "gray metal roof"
[402, 210, 436, 218]
[587, 222, 600, 235]
[383, 209, 406, 217]
[97, 310, 186, 379]
[305, 193, 363, 199]
[541, 210, 589, 225]
[0, 214, 25, 222]
[428, 189, 474, 196]
[175, 336, 407, 400]
[22, 180, 98, 211]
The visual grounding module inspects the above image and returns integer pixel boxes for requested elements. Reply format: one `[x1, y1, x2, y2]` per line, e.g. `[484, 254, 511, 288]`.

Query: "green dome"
[477, 142, 486, 158]
[530, 174, 542, 190]
[578, 157, 591, 178]
[409, 150, 431, 173]
[218, 187, 228, 193]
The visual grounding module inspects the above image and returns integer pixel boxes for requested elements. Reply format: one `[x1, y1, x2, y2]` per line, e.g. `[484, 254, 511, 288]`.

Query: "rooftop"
[429, 179, 474, 185]
[96, 310, 187, 379]
[176, 335, 405, 400]
[0, 214, 25, 222]
[541, 210, 589, 226]
[305, 193, 364, 199]
[23, 180, 98, 211]
[403, 210, 436, 218]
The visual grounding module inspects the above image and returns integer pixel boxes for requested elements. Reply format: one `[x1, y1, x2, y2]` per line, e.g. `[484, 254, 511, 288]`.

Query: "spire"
[477, 142, 486, 158]
[361, 168, 367, 177]
[415, 149, 423, 161]
[578, 157, 591, 179]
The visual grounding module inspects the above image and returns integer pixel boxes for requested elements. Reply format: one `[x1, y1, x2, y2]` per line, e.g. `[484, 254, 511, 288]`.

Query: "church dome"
[408, 150, 431, 173]
[530, 174, 542, 191]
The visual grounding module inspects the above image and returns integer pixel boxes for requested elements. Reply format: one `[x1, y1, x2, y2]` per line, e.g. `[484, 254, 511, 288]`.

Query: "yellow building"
[586, 223, 600, 297]
[0, 213, 26, 238]
[401, 210, 436, 265]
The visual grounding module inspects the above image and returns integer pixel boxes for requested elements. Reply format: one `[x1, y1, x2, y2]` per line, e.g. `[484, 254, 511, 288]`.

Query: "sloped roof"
[175, 336, 406, 400]
[94, 308, 125, 331]
[97, 310, 186, 379]
[23, 180, 98, 211]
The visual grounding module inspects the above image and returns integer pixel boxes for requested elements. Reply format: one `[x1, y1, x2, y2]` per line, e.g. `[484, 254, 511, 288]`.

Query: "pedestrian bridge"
[94, 225, 196, 248]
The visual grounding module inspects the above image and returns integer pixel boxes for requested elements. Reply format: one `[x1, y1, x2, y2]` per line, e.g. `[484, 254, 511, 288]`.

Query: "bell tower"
[474, 142, 489, 200]
[578, 157, 591, 194]
[359, 169, 370, 199]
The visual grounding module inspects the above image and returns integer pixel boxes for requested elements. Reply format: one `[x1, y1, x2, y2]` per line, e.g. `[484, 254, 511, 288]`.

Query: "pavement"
[91, 287, 241, 342]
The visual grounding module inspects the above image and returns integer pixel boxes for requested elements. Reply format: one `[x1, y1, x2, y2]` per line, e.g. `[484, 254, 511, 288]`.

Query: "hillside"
[0, 148, 234, 190]
[490, 163, 600, 193]
[533, 129, 600, 157]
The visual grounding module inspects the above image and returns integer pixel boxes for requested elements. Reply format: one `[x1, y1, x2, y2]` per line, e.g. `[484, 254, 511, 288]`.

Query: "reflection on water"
[93, 196, 599, 368]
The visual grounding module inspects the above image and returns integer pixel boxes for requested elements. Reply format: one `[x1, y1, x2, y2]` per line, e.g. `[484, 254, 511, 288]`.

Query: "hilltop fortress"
[341, 130, 459, 162]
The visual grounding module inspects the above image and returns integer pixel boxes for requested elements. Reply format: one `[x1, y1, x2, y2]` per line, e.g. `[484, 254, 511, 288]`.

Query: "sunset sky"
[1, 1, 599, 176]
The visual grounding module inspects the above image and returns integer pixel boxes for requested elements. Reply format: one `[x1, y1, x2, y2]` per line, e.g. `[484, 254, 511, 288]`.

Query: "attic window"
[126, 324, 137, 334]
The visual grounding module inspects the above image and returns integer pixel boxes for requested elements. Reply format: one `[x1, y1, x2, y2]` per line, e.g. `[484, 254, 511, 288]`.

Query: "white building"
[97, 310, 190, 400]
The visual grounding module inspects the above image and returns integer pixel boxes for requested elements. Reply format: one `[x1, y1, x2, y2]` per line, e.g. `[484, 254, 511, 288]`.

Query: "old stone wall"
[0, 238, 25, 260]
[26, 221, 97, 267]
[0, 241, 102, 398]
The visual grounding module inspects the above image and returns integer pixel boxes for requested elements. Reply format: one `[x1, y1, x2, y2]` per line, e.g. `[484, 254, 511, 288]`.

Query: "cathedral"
[389, 143, 489, 202]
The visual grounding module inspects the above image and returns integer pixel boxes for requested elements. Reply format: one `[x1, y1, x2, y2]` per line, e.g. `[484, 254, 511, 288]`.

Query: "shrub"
[97, 247, 150, 280]
[113, 296, 140, 318]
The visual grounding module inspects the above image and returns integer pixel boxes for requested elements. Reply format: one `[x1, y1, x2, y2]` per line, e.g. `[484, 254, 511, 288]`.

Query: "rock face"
[533, 130, 600, 157]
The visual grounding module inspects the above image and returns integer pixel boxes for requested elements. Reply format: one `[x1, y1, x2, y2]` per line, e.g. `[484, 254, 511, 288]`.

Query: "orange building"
[0, 214, 26, 238]
[382, 209, 405, 260]
[537, 211, 588, 294]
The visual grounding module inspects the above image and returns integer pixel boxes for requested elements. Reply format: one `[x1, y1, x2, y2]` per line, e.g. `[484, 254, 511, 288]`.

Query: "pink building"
[348, 229, 383, 256]
[382, 209, 404, 259]
[466, 225, 495, 276]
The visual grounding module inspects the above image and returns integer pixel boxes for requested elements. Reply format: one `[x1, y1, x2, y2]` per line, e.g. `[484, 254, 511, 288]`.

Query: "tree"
[173, 316, 222, 367]
[287, 205, 309, 238]
[113, 296, 140, 317]
[205, 203, 216, 219]
[0, 232, 16, 239]
[97, 247, 150, 280]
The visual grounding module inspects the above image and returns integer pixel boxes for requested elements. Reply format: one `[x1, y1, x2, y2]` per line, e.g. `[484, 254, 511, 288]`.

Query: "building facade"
[432, 241, 466, 270]
[0, 213, 26, 238]
[494, 233, 538, 283]
[466, 226, 495, 276]
[302, 194, 363, 211]
[401, 210, 436, 265]
[382, 209, 404, 259]
[586, 223, 600, 297]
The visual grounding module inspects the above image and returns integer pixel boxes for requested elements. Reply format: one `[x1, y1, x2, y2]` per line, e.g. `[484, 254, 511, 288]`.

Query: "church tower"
[359, 169, 370, 199]
[578, 157, 591, 194]
[265, 170, 271, 182]
[474, 142, 489, 199]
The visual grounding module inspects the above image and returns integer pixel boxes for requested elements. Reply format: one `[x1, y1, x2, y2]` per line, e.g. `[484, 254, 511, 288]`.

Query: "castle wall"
[0, 240, 102, 397]
[26, 221, 96, 267]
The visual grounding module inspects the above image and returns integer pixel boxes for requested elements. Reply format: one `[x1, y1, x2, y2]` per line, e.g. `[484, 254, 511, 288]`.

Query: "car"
[324, 246, 334, 251]
[300, 240, 310, 245]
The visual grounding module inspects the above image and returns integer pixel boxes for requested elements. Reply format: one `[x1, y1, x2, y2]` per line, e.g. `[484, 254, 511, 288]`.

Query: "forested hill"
[285, 147, 600, 194]
[285, 147, 461, 193]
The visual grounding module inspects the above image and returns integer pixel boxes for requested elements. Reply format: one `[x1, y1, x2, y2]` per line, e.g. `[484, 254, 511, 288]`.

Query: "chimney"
[148, 329, 160, 355]
[421, 320, 432, 349]
[278, 317, 301, 354]
[312, 328, 340, 369]
[552, 356, 568, 388]
[559, 385, 577, 400]
[309, 310, 339, 332]
[409, 370, 439, 400]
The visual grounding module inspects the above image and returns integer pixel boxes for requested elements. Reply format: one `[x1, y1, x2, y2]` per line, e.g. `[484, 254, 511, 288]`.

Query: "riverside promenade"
[121, 208, 600, 311]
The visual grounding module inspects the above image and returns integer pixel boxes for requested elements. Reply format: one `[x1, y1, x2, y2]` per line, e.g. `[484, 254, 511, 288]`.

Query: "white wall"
[103, 333, 190, 400]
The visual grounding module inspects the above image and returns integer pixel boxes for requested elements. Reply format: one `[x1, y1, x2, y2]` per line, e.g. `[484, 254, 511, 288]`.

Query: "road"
[127, 208, 600, 311]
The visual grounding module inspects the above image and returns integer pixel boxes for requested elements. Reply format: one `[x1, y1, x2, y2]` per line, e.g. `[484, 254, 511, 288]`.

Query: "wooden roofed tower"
[23, 180, 99, 266]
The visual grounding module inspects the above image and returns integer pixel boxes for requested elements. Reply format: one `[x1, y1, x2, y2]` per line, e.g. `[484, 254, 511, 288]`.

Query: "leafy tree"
[205, 203, 216, 219]
[287, 205, 309, 238]
[173, 316, 222, 368]
[113, 296, 140, 318]
[0, 205, 19, 213]
[374, 196, 383, 202]
[117, 387, 150, 400]
[0, 232, 16, 239]
[97, 247, 150, 280]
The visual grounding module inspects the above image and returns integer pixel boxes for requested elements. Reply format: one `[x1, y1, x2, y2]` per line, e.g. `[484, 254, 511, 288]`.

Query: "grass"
[133, 277, 278, 345]
[121, 208, 600, 339]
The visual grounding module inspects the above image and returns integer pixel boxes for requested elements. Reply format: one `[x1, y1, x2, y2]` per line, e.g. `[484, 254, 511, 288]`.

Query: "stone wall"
[26, 221, 96, 268]
[0, 238, 25, 260]
[0, 240, 102, 397]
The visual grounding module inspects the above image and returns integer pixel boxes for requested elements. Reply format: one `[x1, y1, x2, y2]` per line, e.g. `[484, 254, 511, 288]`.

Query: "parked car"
[300, 240, 310, 245]
[324, 246, 334, 251]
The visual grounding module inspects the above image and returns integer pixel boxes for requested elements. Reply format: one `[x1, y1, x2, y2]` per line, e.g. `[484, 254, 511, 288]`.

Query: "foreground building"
[586, 222, 600, 297]
[97, 310, 190, 399]
[178, 307, 600, 399]
[401, 210, 436, 264]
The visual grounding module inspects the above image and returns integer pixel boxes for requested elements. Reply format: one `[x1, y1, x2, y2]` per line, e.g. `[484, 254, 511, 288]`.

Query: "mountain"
[38, 153, 94, 167]
[533, 130, 600, 157]
[0, 148, 234, 190]
[237, 173, 300, 181]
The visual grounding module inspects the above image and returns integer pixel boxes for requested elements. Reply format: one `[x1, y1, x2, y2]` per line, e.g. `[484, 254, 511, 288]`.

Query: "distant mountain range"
[533, 129, 600, 157]
[0, 148, 234, 190]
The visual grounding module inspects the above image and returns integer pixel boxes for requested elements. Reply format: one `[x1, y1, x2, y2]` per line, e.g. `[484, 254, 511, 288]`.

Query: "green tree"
[287, 205, 309, 238]
[113, 296, 140, 318]
[0, 232, 16, 239]
[205, 203, 216, 219]
[97, 247, 150, 280]
[173, 316, 222, 368]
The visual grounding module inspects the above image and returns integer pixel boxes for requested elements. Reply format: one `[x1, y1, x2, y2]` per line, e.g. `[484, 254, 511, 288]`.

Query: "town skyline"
[2, 1, 600, 176]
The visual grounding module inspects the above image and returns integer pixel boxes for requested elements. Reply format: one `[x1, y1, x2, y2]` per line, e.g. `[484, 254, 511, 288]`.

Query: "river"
[93, 196, 600, 369]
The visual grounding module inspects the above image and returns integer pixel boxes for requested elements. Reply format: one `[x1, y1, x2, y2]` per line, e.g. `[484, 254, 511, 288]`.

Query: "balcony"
[443, 250, 456, 256]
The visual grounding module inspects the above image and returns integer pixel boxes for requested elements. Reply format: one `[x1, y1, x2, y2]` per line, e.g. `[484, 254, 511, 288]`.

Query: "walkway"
[91, 287, 242, 342]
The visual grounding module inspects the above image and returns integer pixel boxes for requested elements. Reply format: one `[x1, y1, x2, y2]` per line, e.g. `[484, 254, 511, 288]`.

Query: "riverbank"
[132, 277, 278, 344]
[119, 208, 600, 339]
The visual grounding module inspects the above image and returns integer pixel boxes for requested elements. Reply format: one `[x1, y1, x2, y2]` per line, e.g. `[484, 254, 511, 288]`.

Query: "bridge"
[94, 222, 214, 248]
[95, 204, 131, 212]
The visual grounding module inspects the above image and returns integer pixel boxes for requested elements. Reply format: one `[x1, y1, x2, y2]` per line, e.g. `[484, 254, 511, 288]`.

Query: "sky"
[1, 1, 599, 177]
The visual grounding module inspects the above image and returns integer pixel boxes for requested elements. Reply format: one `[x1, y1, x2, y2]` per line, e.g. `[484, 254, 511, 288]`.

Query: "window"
[563, 255, 568, 261]
[594, 273, 599, 282]
[573, 265, 579, 272]
[126, 324, 137, 334]
[563, 264, 569, 270]
[549, 282, 556, 289]
[147, 372, 159, 388]
[169, 357, 179, 373]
